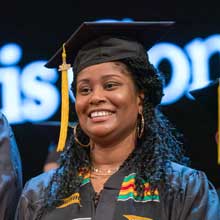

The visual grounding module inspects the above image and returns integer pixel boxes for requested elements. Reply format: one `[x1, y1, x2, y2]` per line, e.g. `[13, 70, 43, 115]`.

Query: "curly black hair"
[35, 57, 188, 219]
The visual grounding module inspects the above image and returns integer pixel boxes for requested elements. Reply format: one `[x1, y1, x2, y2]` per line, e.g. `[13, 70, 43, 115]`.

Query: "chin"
[89, 130, 112, 138]
[87, 126, 115, 138]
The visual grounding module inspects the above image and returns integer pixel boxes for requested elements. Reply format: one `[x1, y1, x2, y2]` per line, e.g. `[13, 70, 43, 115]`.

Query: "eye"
[104, 82, 120, 90]
[77, 86, 91, 95]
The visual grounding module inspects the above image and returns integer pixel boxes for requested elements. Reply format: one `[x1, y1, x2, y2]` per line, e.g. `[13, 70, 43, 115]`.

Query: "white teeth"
[90, 111, 112, 118]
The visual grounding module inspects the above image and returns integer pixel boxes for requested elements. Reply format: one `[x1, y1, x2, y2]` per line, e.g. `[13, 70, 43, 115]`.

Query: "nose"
[89, 86, 106, 105]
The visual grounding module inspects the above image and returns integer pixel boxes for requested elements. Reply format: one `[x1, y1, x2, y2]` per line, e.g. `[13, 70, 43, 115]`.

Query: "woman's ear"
[138, 91, 144, 112]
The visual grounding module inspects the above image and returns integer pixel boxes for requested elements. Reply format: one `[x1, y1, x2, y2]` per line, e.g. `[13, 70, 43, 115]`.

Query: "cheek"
[75, 99, 80, 114]
[113, 93, 139, 112]
[75, 98, 86, 117]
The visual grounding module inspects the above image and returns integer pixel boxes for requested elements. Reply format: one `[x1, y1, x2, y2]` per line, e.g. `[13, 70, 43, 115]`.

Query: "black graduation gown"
[15, 162, 220, 220]
[0, 112, 23, 220]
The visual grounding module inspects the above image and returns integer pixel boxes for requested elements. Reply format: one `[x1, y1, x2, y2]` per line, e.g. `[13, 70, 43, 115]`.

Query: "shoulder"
[21, 169, 56, 204]
[168, 162, 209, 189]
[161, 162, 220, 218]
[167, 162, 219, 209]
[15, 170, 57, 219]
[169, 161, 199, 179]
[169, 162, 207, 182]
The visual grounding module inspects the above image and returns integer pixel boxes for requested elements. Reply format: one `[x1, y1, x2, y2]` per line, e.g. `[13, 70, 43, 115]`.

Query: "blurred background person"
[190, 78, 220, 198]
[43, 142, 60, 172]
[42, 122, 75, 172]
[0, 112, 22, 219]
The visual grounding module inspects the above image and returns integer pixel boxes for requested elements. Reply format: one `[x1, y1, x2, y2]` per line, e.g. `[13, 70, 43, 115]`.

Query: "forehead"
[76, 61, 133, 82]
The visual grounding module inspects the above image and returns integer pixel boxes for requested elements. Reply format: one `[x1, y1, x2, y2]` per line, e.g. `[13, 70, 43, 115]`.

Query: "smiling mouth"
[90, 111, 113, 119]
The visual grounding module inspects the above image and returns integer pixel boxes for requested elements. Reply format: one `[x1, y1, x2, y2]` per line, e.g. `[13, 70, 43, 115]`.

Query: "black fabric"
[73, 36, 148, 74]
[15, 163, 220, 220]
[0, 112, 23, 220]
[45, 21, 174, 69]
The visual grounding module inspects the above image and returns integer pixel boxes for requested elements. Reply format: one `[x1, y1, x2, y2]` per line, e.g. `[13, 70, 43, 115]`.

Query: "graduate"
[0, 112, 22, 219]
[190, 78, 220, 198]
[16, 21, 220, 220]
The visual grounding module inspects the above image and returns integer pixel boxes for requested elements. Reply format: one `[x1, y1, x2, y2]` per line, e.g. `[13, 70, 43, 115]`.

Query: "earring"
[137, 113, 144, 138]
[73, 123, 90, 147]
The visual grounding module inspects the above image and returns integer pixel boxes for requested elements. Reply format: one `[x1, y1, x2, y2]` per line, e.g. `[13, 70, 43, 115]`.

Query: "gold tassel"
[57, 44, 71, 152]
[218, 79, 220, 164]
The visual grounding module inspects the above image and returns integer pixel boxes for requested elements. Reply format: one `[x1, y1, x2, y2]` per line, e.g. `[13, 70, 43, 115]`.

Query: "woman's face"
[75, 61, 143, 144]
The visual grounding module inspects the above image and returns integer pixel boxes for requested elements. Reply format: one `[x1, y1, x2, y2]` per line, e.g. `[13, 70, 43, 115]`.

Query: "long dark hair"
[35, 57, 188, 219]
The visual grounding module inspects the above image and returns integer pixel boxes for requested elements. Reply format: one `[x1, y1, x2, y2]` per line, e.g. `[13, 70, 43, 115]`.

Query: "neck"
[90, 131, 136, 170]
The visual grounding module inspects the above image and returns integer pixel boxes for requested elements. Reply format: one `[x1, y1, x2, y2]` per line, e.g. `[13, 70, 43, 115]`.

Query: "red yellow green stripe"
[79, 170, 90, 186]
[118, 173, 159, 202]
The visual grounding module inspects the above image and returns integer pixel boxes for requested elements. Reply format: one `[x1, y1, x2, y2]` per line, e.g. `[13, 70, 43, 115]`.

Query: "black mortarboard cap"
[45, 21, 175, 71]
[45, 21, 175, 151]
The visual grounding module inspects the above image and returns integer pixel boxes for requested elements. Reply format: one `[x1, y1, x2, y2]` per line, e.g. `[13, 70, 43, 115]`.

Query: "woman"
[15, 21, 220, 220]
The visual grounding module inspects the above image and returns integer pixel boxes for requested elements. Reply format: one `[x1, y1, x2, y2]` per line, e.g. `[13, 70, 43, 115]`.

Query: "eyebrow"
[101, 74, 123, 80]
[77, 79, 90, 84]
[77, 74, 123, 84]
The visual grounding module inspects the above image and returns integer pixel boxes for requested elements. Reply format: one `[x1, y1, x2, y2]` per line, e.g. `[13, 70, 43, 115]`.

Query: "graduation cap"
[45, 21, 175, 151]
[190, 79, 220, 164]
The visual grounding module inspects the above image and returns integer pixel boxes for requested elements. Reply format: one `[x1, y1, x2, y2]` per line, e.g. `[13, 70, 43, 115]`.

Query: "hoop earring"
[137, 113, 144, 139]
[73, 123, 90, 147]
